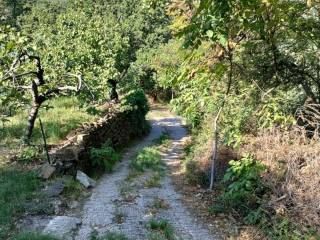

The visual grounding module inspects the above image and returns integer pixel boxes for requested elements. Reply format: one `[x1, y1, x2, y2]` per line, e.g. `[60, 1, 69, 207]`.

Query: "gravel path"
[74, 107, 218, 240]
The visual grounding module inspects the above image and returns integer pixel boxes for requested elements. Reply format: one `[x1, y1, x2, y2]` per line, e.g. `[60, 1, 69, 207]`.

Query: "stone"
[38, 163, 56, 179]
[43, 179, 65, 198]
[43, 216, 81, 239]
[76, 170, 96, 188]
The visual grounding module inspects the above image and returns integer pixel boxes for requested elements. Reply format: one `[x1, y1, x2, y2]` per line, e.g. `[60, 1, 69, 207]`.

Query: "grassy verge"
[0, 97, 96, 148]
[12, 232, 59, 240]
[0, 167, 42, 239]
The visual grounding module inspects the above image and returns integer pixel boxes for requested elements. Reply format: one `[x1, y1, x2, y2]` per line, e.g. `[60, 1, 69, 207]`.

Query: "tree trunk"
[25, 102, 41, 143]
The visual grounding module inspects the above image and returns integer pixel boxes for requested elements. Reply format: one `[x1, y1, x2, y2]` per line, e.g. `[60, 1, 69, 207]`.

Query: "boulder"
[38, 163, 56, 180]
[76, 170, 96, 188]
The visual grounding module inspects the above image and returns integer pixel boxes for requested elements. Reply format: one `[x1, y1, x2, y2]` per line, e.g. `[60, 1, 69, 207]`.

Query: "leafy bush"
[216, 155, 267, 216]
[90, 141, 121, 172]
[121, 89, 150, 117]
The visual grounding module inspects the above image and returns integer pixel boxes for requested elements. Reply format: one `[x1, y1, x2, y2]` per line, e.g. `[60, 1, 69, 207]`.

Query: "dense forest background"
[1, 0, 320, 239]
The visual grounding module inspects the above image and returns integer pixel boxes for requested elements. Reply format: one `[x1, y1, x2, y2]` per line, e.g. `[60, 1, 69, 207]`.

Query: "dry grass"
[241, 127, 320, 232]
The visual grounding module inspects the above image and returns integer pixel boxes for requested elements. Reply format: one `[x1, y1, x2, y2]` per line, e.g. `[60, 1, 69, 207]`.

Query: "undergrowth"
[90, 140, 121, 173]
[0, 168, 42, 239]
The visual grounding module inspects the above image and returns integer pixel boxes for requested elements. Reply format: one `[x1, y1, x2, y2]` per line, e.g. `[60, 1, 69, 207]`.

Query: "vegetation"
[146, 219, 175, 240]
[0, 168, 41, 238]
[1, 0, 320, 239]
[12, 232, 59, 240]
[90, 141, 121, 173]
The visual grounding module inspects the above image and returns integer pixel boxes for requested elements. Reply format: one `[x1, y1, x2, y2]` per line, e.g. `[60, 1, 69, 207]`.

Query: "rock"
[76, 170, 96, 188]
[38, 163, 56, 179]
[43, 179, 65, 198]
[43, 216, 81, 239]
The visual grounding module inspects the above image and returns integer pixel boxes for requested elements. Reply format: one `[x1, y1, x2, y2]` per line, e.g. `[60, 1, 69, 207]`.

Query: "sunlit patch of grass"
[0, 167, 42, 239]
[0, 97, 96, 147]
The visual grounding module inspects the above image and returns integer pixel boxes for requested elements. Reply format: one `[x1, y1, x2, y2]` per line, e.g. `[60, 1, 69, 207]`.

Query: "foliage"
[214, 155, 267, 216]
[0, 168, 41, 239]
[90, 141, 121, 173]
[121, 89, 150, 117]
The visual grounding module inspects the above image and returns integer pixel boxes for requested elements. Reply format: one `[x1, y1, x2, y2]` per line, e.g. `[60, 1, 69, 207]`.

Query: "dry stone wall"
[48, 104, 149, 174]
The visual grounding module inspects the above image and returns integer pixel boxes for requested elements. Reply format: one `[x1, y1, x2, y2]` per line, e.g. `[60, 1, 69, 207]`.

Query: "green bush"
[90, 141, 121, 172]
[215, 155, 267, 216]
[121, 89, 150, 117]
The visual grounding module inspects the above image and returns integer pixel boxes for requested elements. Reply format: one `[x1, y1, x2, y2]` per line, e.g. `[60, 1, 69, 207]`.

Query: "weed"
[153, 134, 170, 146]
[112, 210, 126, 224]
[146, 219, 175, 240]
[12, 232, 60, 240]
[62, 176, 85, 200]
[218, 155, 267, 216]
[151, 198, 169, 210]
[144, 172, 163, 188]
[0, 168, 41, 239]
[131, 147, 162, 172]
[91, 231, 128, 240]
[90, 140, 121, 172]
[17, 146, 42, 162]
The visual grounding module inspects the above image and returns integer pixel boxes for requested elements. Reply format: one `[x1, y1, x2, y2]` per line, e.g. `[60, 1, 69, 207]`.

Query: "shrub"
[90, 141, 121, 172]
[216, 155, 267, 216]
[120, 89, 150, 117]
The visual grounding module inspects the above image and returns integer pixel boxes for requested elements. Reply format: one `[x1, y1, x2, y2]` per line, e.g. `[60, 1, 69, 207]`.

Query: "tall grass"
[0, 97, 96, 147]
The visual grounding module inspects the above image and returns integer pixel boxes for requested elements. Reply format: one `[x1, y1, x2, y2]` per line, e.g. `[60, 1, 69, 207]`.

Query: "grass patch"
[130, 147, 163, 172]
[12, 232, 60, 240]
[61, 176, 86, 200]
[0, 168, 42, 239]
[144, 172, 163, 188]
[112, 209, 127, 224]
[0, 97, 96, 147]
[91, 232, 128, 240]
[146, 219, 175, 240]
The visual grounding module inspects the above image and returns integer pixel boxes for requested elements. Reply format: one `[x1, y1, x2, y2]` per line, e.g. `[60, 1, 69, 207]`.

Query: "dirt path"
[72, 106, 219, 240]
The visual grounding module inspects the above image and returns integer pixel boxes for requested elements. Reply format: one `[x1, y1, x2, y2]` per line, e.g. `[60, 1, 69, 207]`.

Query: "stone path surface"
[45, 106, 219, 240]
